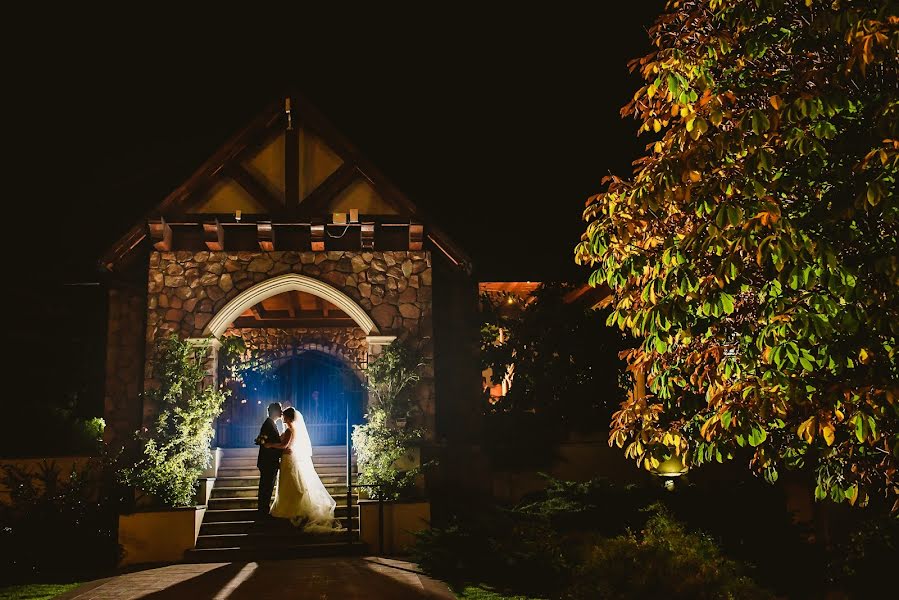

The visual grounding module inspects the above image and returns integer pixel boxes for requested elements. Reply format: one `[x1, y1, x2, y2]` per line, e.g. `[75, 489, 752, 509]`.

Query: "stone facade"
[224, 327, 368, 371]
[146, 250, 432, 339]
[143, 250, 435, 435]
[104, 286, 146, 444]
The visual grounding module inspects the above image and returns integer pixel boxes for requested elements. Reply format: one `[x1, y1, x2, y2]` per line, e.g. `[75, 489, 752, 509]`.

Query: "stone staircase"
[185, 446, 364, 562]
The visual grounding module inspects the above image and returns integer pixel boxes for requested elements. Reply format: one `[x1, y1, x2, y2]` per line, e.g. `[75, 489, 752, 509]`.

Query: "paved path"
[57, 557, 455, 600]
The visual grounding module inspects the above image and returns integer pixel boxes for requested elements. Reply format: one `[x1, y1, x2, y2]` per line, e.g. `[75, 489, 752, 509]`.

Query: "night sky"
[8, 6, 663, 411]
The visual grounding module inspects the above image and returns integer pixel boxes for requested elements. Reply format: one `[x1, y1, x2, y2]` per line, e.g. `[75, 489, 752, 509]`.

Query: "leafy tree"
[576, 1, 899, 509]
[121, 336, 226, 507]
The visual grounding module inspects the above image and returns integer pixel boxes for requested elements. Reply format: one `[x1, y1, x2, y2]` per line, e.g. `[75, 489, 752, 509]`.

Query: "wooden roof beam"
[203, 222, 224, 251]
[409, 222, 424, 251]
[287, 290, 299, 318]
[285, 113, 299, 207]
[318, 296, 330, 318]
[297, 162, 359, 216]
[361, 222, 375, 250]
[256, 222, 274, 251]
[149, 220, 172, 251]
[310, 222, 325, 252]
[229, 164, 284, 214]
[249, 304, 266, 320]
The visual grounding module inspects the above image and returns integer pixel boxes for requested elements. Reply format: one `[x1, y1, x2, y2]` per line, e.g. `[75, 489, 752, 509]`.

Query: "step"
[220, 455, 355, 465]
[208, 494, 358, 510]
[200, 516, 360, 536]
[217, 468, 355, 481]
[184, 541, 367, 563]
[211, 486, 260, 499]
[215, 472, 358, 488]
[218, 459, 356, 470]
[219, 462, 359, 477]
[216, 467, 356, 480]
[216, 464, 356, 475]
[218, 466, 357, 472]
[220, 446, 349, 458]
[214, 476, 260, 488]
[199, 520, 254, 535]
[210, 485, 355, 501]
[196, 528, 358, 550]
[201, 507, 359, 524]
[210, 486, 354, 501]
[202, 505, 359, 524]
[216, 467, 259, 478]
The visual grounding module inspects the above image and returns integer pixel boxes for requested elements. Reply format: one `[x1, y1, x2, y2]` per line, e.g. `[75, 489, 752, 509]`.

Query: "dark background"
[5, 7, 663, 419]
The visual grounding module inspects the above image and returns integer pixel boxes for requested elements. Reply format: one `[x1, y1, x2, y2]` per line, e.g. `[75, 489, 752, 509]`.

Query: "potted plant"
[352, 340, 431, 554]
[117, 336, 226, 565]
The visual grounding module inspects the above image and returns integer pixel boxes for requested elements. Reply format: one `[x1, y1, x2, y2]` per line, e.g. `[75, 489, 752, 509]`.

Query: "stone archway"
[140, 250, 430, 436]
[205, 273, 381, 339]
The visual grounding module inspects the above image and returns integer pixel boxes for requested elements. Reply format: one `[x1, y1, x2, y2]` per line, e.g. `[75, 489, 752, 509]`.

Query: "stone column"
[104, 285, 147, 446]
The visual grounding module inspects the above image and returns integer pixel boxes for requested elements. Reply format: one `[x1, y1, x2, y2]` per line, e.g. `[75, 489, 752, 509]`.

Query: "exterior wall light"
[652, 455, 689, 491]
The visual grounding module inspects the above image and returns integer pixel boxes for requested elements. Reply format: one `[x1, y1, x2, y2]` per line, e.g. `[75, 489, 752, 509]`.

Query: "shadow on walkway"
[64, 557, 454, 600]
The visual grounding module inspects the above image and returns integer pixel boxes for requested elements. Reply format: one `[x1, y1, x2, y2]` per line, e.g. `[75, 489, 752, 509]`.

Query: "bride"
[265, 407, 338, 532]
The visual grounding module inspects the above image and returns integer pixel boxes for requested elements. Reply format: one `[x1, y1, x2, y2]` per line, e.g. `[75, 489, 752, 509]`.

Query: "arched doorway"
[216, 349, 365, 447]
[201, 273, 395, 447]
[204, 273, 381, 338]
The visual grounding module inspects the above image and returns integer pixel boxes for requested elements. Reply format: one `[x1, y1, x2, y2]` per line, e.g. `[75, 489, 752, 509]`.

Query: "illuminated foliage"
[576, 0, 899, 509]
[122, 337, 226, 507]
[352, 341, 426, 500]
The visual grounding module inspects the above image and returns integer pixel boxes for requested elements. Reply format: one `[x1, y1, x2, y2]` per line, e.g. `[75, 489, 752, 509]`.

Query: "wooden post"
[285, 99, 300, 208]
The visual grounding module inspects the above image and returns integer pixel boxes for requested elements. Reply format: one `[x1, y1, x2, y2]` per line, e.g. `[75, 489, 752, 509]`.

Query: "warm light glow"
[653, 455, 688, 477]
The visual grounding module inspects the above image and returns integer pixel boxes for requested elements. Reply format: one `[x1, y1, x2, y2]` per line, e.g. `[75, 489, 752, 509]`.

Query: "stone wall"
[104, 285, 146, 445]
[224, 327, 368, 371]
[144, 250, 435, 434]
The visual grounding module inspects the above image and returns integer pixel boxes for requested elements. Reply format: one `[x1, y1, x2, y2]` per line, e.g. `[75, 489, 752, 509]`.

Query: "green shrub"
[0, 458, 121, 582]
[416, 479, 777, 599]
[514, 475, 659, 537]
[413, 508, 567, 597]
[352, 340, 426, 500]
[352, 408, 422, 500]
[564, 506, 773, 600]
[120, 336, 226, 507]
[829, 512, 899, 598]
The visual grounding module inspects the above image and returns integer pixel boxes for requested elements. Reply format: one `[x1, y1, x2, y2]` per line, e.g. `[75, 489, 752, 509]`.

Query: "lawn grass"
[0, 583, 81, 600]
[456, 585, 543, 600]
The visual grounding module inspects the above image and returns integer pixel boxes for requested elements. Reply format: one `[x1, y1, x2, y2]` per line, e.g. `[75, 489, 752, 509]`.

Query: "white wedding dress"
[269, 411, 339, 532]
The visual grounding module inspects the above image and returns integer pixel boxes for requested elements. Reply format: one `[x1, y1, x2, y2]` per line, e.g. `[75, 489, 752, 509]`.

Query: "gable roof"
[101, 95, 470, 272]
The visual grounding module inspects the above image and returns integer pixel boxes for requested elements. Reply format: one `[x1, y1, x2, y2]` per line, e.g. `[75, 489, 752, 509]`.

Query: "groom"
[255, 402, 283, 518]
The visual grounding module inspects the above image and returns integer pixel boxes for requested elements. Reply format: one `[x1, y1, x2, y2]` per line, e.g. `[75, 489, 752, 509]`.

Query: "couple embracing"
[256, 402, 338, 532]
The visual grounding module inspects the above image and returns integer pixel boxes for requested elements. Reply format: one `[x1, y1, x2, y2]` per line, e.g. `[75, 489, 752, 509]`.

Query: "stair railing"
[346, 400, 352, 542]
[349, 483, 385, 555]
[346, 400, 385, 555]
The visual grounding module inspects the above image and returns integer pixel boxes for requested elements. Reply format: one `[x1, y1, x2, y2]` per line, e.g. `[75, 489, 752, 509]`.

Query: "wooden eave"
[100, 95, 471, 273]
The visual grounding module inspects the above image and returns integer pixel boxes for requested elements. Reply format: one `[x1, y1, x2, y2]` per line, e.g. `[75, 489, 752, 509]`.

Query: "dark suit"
[256, 417, 282, 516]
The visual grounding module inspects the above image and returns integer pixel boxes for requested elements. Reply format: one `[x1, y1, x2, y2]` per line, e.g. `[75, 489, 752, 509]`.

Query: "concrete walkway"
[57, 557, 456, 600]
